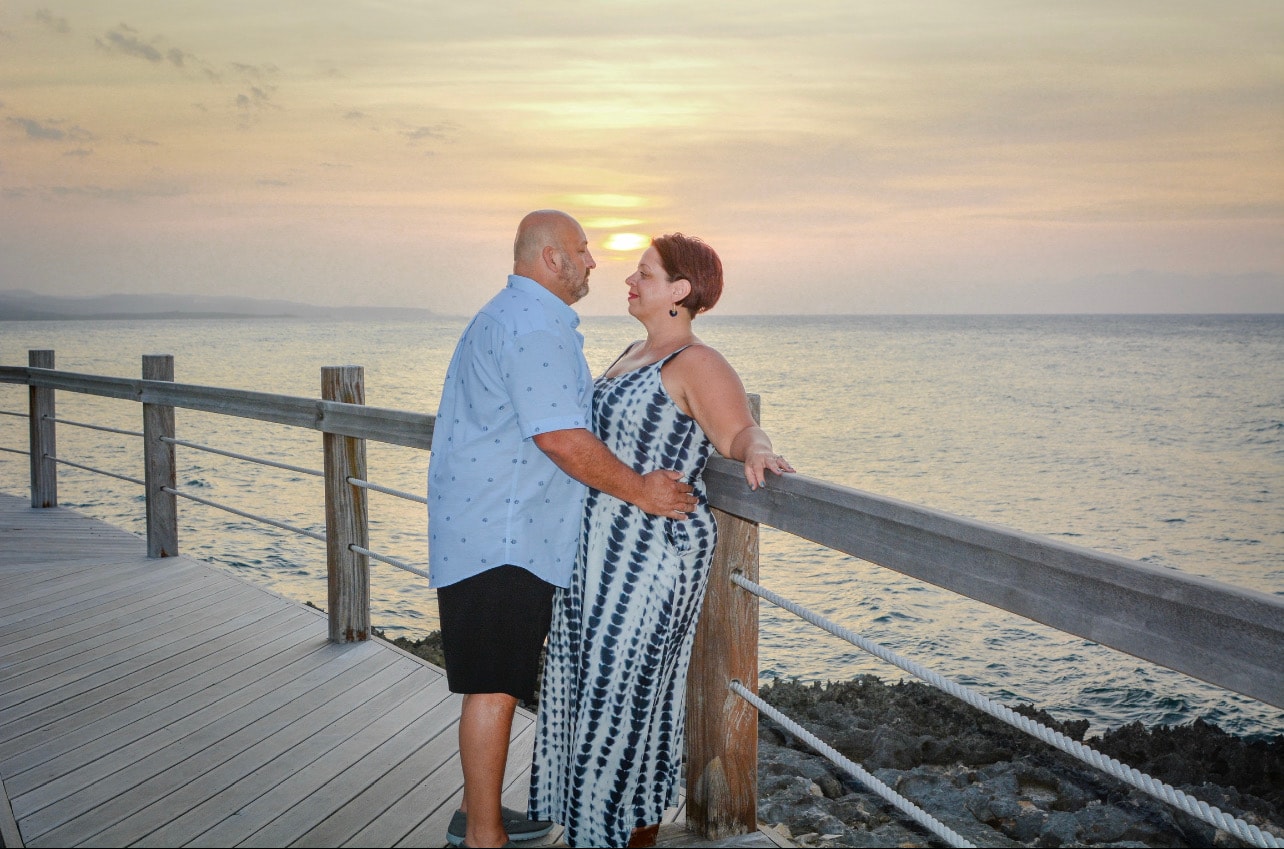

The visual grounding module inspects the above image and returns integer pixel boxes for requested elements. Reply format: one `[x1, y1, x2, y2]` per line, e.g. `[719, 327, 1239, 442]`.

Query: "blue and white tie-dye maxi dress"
[530, 347, 717, 848]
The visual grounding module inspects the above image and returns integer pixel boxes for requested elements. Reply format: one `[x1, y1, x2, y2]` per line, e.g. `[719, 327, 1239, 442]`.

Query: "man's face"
[555, 224, 596, 304]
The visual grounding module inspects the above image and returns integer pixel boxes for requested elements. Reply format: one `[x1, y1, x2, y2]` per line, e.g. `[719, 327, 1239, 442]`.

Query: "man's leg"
[458, 691, 519, 847]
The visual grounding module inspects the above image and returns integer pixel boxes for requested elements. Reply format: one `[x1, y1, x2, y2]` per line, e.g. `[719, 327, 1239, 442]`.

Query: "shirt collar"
[507, 274, 580, 329]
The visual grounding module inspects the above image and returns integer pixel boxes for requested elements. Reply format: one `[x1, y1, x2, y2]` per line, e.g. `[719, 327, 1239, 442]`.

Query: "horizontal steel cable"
[734, 573, 1282, 849]
[346, 476, 428, 505]
[47, 416, 143, 438]
[0, 446, 29, 456]
[51, 456, 145, 487]
[348, 544, 430, 580]
[731, 680, 976, 848]
[0, 409, 26, 418]
[163, 437, 323, 477]
[163, 486, 326, 542]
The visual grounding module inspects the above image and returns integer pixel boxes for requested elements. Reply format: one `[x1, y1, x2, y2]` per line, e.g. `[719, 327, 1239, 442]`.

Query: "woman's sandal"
[627, 824, 660, 848]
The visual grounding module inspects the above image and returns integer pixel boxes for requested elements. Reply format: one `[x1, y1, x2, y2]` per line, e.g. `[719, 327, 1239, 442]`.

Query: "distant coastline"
[2, 311, 298, 322]
[0, 290, 437, 322]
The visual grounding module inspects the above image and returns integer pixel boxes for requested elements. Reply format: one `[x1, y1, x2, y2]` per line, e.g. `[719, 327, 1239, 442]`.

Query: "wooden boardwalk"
[0, 494, 783, 848]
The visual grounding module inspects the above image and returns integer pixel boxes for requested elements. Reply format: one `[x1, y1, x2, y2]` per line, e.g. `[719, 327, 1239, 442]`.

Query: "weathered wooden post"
[687, 395, 761, 839]
[29, 349, 57, 508]
[322, 365, 370, 642]
[143, 354, 178, 557]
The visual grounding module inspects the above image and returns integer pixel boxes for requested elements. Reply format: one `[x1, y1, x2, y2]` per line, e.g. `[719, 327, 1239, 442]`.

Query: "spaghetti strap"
[601, 340, 643, 378]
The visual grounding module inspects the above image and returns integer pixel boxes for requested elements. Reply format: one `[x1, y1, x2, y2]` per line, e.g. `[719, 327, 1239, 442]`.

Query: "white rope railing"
[51, 456, 145, 487]
[349, 544, 429, 580]
[346, 476, 428, 505]
[732, 680, 976, 848]
[48, 416, 143, 438]
[163, 437, 323, 477]
[164, 486, 327, 543]
[734, 573, 1283, 849]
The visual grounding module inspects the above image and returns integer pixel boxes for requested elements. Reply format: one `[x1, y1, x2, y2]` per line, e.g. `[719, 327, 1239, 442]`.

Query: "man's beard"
[558, 253, 590, 302]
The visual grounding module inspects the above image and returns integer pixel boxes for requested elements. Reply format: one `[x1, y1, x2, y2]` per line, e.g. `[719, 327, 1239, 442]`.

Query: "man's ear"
[542, 244, 562, 273]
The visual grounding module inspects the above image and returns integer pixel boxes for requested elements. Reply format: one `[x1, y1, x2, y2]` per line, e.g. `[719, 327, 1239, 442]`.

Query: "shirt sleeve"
[503, 328, 590, 438]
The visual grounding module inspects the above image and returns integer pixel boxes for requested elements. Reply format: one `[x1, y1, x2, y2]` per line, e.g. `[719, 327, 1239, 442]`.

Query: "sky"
[1, 1, 1281, 316]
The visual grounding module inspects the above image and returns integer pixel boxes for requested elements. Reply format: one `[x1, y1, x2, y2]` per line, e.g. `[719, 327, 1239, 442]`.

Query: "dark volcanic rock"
[757, 676, 1283, 848]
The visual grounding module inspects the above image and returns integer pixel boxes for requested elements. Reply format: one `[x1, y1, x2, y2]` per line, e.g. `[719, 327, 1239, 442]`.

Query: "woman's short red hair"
[652, 233, 723, 317]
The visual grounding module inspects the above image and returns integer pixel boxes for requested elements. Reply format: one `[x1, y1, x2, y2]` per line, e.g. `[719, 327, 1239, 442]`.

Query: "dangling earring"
[669, 304, 679, 317]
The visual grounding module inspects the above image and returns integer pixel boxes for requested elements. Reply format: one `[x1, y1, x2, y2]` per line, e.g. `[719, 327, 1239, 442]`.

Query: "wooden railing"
[3, 349, 1282, 841]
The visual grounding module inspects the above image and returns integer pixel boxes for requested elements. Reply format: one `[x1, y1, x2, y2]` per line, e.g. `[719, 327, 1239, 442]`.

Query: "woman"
[529, 234, 794, 848]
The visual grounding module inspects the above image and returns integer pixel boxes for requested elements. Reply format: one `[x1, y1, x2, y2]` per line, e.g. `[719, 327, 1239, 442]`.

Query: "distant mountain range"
[0, 290, 438, 321]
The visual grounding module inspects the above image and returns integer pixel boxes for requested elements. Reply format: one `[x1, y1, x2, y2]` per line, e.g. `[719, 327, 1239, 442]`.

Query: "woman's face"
[625, 246, 681, 320]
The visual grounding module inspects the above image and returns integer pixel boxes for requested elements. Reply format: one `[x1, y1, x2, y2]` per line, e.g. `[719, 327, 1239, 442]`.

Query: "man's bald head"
[514, 210, 579, 267]
[512, 209, 596, 305]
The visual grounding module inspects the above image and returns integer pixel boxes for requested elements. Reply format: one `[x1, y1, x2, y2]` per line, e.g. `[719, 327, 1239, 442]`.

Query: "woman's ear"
[671, 278, 693, 302]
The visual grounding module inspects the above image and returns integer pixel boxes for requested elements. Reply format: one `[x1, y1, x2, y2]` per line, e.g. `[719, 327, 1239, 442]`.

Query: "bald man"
[428, 210, 697, 848]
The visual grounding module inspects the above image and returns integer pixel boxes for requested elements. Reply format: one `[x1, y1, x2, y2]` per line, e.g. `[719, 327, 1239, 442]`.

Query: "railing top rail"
[703, 456, 1284, 709]
[5, 365, 435, 449]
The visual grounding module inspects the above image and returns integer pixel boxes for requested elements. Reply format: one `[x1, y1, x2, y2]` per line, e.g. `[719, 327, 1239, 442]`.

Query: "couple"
[427, 210, 792, 848]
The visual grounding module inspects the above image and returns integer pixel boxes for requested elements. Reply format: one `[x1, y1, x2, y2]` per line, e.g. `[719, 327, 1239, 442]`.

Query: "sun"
[602, 233, 649, 252]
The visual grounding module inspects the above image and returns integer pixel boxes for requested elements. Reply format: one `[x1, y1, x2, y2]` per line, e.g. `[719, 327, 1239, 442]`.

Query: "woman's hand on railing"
[743, 445, 795, 491]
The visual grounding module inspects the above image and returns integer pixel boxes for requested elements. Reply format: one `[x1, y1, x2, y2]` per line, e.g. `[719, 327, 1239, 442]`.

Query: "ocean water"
[2, 314, 1281, 739]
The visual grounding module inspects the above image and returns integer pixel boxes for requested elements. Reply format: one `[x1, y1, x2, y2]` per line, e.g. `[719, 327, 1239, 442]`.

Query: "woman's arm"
[664, 346, 795, 489]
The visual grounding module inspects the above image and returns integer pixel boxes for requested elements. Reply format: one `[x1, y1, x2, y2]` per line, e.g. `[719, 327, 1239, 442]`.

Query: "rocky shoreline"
[756, 677, 1282, 848]
[380, 631, 1282, 848]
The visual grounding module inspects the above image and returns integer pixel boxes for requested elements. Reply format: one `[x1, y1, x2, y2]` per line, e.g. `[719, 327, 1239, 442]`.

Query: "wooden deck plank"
[0, 591, 299, 726]
[0, 607, 319, 759]
[22, 640, 389, 845]
[182, 676, 456, 848]
[132, 672, 448, 848]
[0, 569, 215, 658]
[0, 558, 202, 629]
[283, 705, 469, 848]
[232, 695, 462, 847]
[0, 609, 321, 781]
[0, 570, 238, 667]
[0, 582, 268, 690]
[84, 658, 427, 847]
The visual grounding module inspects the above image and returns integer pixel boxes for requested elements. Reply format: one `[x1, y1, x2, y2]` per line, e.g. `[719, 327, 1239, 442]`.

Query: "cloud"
[399, 122, 459, 146]
[236, 86, 278, 111]
[46, 182, 187, 202]
[7, 116, 64, 140]
[34, 9, 70, 34]
[5, 116, 93, 143]
[95, 24, 207, 72]
[97, 26, 164, 63]
[229, 64, 281, 114]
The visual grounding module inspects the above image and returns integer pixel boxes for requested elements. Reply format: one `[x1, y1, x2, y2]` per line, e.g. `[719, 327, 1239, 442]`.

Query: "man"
[428, 210, 697, 848]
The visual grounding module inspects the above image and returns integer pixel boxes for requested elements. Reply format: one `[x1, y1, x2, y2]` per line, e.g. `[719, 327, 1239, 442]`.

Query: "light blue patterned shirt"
[427, 275, 592, 588]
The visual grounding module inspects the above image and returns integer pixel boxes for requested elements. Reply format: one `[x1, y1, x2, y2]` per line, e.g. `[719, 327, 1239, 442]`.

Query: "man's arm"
[533, 428, 697, 518]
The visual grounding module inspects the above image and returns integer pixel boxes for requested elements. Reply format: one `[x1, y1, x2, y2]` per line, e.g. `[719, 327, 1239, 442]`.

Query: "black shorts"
[436, 564, 555, 703]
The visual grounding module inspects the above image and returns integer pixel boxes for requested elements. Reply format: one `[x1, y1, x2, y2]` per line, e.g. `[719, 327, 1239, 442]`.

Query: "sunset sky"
[2, 1, 1281, 315]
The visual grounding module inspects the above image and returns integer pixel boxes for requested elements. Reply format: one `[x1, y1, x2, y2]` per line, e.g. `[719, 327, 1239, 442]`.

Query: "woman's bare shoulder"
[667, 343, 742, 389]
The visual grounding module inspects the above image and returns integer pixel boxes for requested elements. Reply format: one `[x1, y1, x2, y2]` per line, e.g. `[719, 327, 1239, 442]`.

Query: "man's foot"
[447, 807, 554, 846]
